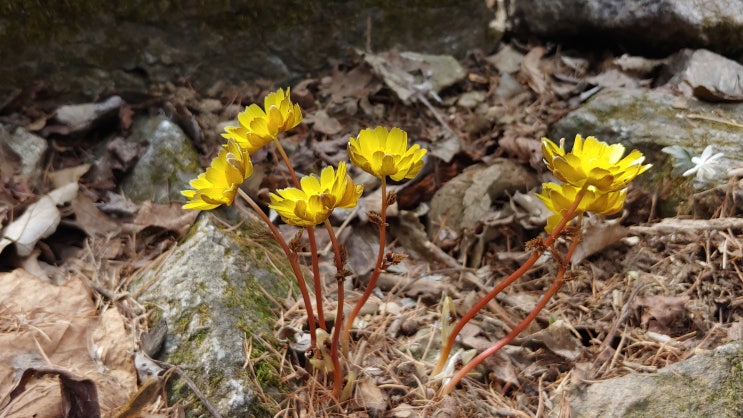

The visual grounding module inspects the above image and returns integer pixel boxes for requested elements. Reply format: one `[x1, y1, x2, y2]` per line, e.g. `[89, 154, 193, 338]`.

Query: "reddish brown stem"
[342, 177, 388, 349]
[440, 272, 565, 395]
[324, 219, 346, 399]
[307, 229, 325, 329]
[440, 233, 582, 396]
[237, 189, 317, 349]
[273, 139, 326, 331]
[432, 188, 587, 375]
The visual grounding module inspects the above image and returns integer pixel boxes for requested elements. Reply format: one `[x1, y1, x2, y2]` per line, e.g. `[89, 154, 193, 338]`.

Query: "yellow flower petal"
[542, 134, 651, 192]
[181, 140, 253, 211]
[537, 182, 628, 233]
[269, 162, 362, 227]
[348, 126, 427, 180]
[221, 88, 303, 154]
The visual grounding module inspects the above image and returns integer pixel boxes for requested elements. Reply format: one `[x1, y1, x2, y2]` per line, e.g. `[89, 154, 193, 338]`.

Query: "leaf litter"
[0, 40, 742, 418]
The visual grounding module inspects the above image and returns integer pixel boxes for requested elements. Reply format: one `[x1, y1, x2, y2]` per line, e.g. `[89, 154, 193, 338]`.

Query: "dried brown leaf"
[6, 366, 100, 418]
[520, 46, 549, 95]
[124, 201, 198, 236]
[355, 377, 386, 417]
[72, 192, 122, 237]
[0, 269, 136, 415]
[633, 295, 690, 335]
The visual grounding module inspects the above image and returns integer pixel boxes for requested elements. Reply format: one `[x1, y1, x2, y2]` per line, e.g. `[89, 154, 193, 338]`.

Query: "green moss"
[706, 353, 743, 416]
[622, 350, 743, 418]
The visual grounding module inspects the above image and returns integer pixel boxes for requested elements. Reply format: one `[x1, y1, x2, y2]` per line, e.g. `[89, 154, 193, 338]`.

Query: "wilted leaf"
[666, 49, 743, 101]
[520, 47, 548, 95]
[320, 65, 375, 103]
[0, 183, 78, 256]
[112, 378, 162, 418]
[72, 191, 122, 237]
[276, 325, 312, 353]
[364, 50, 465, 104]
[6, 367, 100, 418]
[572, 218, 629, 264]
[0, 269, 136, 415]
[307, 109, 343, 135]
[49, 164, 91, 188]
[355, 377, 386, 416]
[124, 201, 198, 236]
[404, 276, 449, 304]
[522, 320, 582, 361]
[633, 295, 690, 335]
[53, 96, 123, 133]
[498, 135, 542, 167]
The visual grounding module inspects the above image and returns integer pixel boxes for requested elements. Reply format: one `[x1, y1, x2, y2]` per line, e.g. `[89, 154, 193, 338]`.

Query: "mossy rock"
[0, 0, 493, 103]
[566, 342, 743, 418]
[121, 116, 202, 204]
[135, 212, 296, 417]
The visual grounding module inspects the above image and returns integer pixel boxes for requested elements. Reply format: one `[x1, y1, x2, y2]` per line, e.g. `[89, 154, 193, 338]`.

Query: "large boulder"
[1, 1, 493, 104]
[507, 0, 743, 56]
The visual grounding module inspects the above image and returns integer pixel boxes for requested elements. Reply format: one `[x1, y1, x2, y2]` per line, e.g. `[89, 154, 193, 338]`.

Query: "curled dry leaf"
[355, 376, 386, 417]
[572, 217, 629, 264]
[521, 319, 582, 361]
[276, 325, 312, 353]
[53, 95, 124, 134]
[633, 295, 691, 335]
[520, 46, 549, 95]
[5, 366, 101, 418]
[0, 182, 78, 256]
[498, 135, 543, 168]
[306, 109, 343, 135]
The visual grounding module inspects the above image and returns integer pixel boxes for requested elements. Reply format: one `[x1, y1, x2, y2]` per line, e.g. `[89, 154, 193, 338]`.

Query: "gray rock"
[550, 87, 743, 170]
[507, 0, 743, 56]
[428, 159, 538, 238]
[0, 126, 48, 183]
[660, 49, 743, 102]
[1, 1, 494, 104]
[457, 91, 487, 109]
[136, 213, 295, 417]
[121, 116, 201, 204]
[566, 342, 743, 418]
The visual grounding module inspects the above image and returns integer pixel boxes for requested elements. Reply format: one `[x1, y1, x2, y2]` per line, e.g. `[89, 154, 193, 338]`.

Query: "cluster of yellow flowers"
[181, 87, 656, 401]
[181, 88, 427, 227]
[537, 134, 652, 232]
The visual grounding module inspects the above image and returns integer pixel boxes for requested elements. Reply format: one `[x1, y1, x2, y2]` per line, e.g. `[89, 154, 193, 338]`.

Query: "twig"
[685, 113, 743, 129]
[153, 360, 222, 418]
[629, 217, 743, 235]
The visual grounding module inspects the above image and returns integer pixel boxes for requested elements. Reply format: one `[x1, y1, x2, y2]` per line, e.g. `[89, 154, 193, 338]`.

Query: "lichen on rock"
[135, 213, 295, 417]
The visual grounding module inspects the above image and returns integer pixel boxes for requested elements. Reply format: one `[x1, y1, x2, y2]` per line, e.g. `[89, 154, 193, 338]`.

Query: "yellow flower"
[537, 182, 626, 232]
[269, 162, 363, 227]
[222, 87, 303, 153]
[348, 126, 427, 181]
[182, 140, 253, 210]
[542, 135, 651, 192]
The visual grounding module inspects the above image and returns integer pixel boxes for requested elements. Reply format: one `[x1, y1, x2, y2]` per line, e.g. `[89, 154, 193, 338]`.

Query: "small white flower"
[682, 145, 724, 181]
